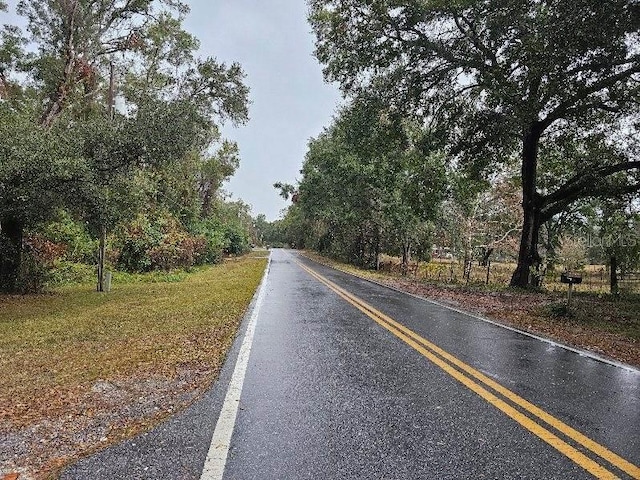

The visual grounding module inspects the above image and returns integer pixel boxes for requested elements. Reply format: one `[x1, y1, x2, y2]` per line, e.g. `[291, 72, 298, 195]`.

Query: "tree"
[0, 6, 25, 100]
[310, 0, 640, 287]
[292, 96, 446, 269]
[0, 105, 85, 291]
[0, 0, 250, 292]
[18, 0, 156, 126]
[587, 198, 640, 294]
[434, 172, 521, 281]
[197, 140, 240, 218]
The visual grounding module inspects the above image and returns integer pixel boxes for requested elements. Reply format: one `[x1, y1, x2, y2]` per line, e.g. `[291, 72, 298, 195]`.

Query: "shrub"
[224, 224, 250, 256]
[41, 211, 96, 263]
[114, 212, 213, 272]
[14, 234, 68, 293]
[114, 214, 162, 272]
[148, 232, 207, 270]
[49, 261, 96, 285]
[191, 219, 226, 264]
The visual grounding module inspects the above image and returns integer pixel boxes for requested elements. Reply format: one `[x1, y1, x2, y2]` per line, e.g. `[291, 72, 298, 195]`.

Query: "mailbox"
[560, 272, 583, 285]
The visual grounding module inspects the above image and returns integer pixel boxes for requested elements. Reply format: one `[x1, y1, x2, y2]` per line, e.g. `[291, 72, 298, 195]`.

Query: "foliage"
[191, 218, 227, 264]
[223, 224, 251, 256]
[309, 0, 640, 287]
[48, 260, 96, 285]
[109, 209, 250, 272]
[41, 210, 96, 263]
[557, 236, 588, 272]
[0, 104, 84, 227]
[591, 201, 640, 273]
[113, 211, 206, 272]
[0, 0, 253, 292]
[288, 96, 447, 270]
[147, 231, 207, 270]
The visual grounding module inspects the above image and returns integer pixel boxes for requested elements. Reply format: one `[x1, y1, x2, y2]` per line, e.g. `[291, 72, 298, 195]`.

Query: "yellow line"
[296, 260, 640, 480]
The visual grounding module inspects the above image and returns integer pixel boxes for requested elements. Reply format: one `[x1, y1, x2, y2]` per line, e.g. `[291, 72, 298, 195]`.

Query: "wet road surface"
[63, 249, 640, 479]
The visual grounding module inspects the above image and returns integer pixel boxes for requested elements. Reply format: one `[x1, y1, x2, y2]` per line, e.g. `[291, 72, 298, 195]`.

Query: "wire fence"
[379, 256, 640, 294]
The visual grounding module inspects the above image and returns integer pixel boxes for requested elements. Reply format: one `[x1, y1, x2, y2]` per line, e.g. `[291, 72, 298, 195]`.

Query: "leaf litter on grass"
[0, 256, 267, 479]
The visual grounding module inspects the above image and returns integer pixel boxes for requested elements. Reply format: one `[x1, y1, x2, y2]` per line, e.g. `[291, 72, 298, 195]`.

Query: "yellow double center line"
[296, 260, 640, 480]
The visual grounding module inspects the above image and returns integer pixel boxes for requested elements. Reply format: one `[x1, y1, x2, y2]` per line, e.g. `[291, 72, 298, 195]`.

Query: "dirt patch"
[0, 366, 212, 479]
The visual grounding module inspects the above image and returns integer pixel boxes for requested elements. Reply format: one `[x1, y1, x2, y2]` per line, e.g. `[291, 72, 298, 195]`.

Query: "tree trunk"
[511, 123, 543, 288]
[480, 247, 493, 267]
[97, 225, 106, 292]
[401, 238, 410, 276]
[610, 255, 619, 295]
[463, 251, 470, 280]
[374, 232, 380, 271]
[0, 218, 24, 293]
[486, 259, 491, 285]
[40, 0, 79, 128]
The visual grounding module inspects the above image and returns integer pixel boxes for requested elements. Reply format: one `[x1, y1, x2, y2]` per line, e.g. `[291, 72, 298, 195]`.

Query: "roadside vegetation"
[0, 2, 272, 477]
[0, 254, 268, 478]
[255, 0, 640, 366]
[0, 0, 258, 296]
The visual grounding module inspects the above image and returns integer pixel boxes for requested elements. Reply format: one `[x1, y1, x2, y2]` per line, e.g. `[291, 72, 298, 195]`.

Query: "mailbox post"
[560, 272, 582, 309]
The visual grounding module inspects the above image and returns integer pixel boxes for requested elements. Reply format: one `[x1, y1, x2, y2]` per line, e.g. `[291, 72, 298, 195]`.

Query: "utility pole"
[97, 62, 115, 293]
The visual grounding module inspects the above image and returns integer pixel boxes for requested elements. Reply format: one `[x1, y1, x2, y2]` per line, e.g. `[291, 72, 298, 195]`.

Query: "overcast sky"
[2, 1, 342, 221]
[185, 1, 341, 220]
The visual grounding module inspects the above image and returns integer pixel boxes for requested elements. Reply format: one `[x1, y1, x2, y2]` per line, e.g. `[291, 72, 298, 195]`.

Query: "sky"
[184, 1, 342, 220]
[1, 1, 342, 221]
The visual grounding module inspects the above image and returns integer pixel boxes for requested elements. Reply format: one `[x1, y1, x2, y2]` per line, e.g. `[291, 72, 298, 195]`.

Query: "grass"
[0, 255, 268, 430]
[541, 294, 640, 341]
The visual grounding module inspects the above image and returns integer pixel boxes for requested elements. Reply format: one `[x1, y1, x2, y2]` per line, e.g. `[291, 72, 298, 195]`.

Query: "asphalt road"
[63, 249, 640, 479]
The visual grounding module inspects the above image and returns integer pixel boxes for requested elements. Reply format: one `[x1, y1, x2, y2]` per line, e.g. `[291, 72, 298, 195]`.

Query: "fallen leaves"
[0, 256, 267, 479]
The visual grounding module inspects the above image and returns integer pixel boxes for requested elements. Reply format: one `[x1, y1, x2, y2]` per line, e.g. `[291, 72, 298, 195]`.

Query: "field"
[0, 254, 268, 479]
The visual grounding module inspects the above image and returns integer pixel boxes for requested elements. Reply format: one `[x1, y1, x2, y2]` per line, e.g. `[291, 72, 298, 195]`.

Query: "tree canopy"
[309, 0, 640, 287]
[0, 0, 252, 292]
[284, 96, 447, 269]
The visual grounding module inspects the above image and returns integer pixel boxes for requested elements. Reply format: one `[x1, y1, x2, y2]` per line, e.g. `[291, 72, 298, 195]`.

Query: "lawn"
[0, 254, 268, 478]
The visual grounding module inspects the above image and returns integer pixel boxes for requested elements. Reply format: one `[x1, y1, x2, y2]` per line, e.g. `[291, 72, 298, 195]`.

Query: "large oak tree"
[309, 0, 640, 287]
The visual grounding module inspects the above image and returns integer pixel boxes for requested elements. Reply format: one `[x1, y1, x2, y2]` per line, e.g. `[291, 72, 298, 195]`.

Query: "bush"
[148, 232, 207, 270]
[191, 219, 227, 264]
[114, 212, 215, 272]
[49, 261, 96, 285]
[41, 211, 96, 263]
[545, 301, 573, 318]
[115, 214, 162, 272]
[14, 234, 68, 293]
[224, 224, 250, 256]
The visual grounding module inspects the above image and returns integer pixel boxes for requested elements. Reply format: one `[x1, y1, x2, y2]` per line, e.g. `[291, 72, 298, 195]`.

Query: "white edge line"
[297, 252, 640, 375]
[200, 254, 271, 480]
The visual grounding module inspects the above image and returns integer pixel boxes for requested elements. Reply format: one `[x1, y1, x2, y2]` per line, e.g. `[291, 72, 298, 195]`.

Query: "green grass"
[0, 256, 268, 428]
[542, 293, 640, 341]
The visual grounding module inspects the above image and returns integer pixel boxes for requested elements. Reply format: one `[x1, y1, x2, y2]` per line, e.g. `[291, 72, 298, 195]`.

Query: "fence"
[378, 256, 640, 294]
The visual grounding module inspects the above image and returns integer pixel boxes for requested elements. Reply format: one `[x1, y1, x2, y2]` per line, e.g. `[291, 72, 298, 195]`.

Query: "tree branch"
[542, 161, 640, 208]
[542, 64, 640, 129]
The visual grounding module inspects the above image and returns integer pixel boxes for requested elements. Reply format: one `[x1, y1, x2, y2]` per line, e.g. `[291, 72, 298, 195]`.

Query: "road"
[63, 249, 640, 479]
